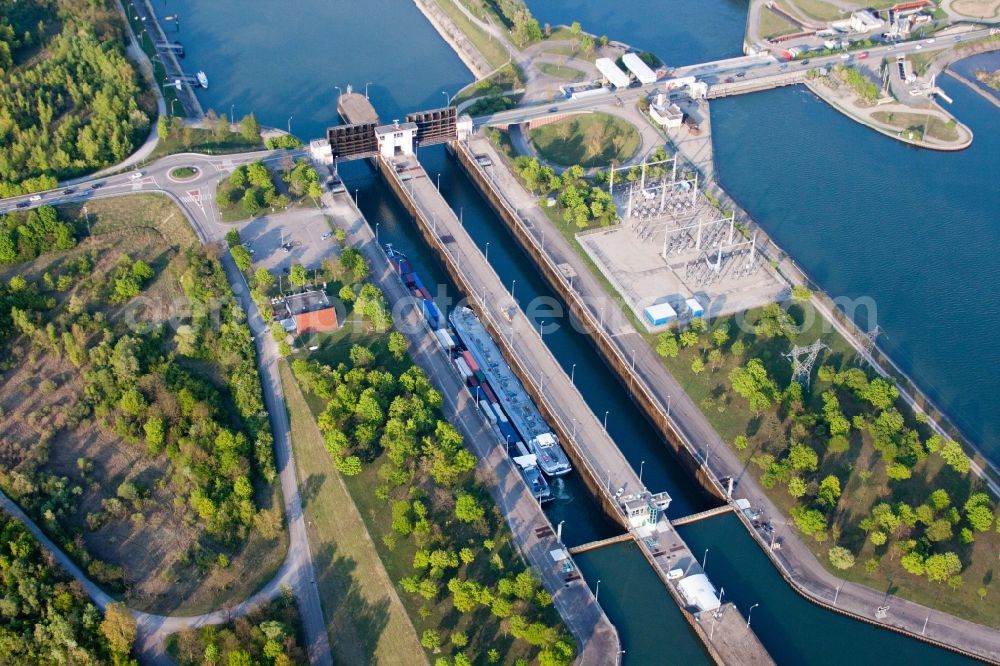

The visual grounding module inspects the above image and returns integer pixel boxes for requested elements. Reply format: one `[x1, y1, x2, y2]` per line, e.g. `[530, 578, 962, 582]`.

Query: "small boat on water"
[513, 453, 552, 503]
[196, 71, 208, 89]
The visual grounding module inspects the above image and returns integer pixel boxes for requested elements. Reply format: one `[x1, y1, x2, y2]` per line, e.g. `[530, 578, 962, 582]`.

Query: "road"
[464, 131, 1000, 663]
[0, 148, 330, 666]
[473, 27, 998, 128]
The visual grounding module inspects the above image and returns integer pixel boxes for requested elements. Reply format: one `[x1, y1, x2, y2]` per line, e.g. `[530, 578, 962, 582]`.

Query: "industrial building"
[595, 57, 631, 89]
[622, 53, 657, 85]
[677, 573, 721, 613]
[648, 93, 684, 128]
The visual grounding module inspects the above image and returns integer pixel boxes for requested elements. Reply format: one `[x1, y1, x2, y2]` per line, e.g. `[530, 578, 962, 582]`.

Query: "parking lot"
[236, 207, 336, 274]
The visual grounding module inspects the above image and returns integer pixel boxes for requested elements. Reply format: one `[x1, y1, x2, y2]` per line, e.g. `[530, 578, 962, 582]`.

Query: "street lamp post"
[287, 115, 293, 134]
[595, 579, 601, 602]
[170, 99, 179, 116]
[747, 603, 759, 629]
[571, 363, 576, 384]
[230, 103, 235, 123]
[667, 394, 672, 419]
[375, 222, 380, 245]
[334, 85, 343, 99]
[365, 81, 373, 100]
[510, 278, 516, 300]
[436, 173, 441, 191]
[485, 241, 490, 263]
[639, 460, 645, 486]
[702, 548, 709, 571]
[604, 410, 609, 431]
[442, 90, 451, 107]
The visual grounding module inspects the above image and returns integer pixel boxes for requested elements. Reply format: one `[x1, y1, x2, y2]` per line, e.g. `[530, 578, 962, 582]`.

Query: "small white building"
[648, 93, 684, 128]
[677, 574, 721, 612]
[595, 57, 631, 89]
[643, 301, 677, 327]
[850, 10, 883, 33]
[685, 297, 704, 318]
[374, 120, 418, 159]
[309, 139, 333, 165]
[622, 53, 657, 85]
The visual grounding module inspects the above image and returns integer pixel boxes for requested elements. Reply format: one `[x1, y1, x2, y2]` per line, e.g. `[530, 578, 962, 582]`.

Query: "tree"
[729, 359, 779, 414]
[788, 442, 818, 473]
[388, 331, 408, 360]
[860, 378, 898, 411]
[455, 494, 485, 523]
[289, 264, 307, 287]
[680, 330, 699, 347]
[925, 519, 953, 542]
[939, 440, 971, 474]
[734, 435, 748, 451]
[230, 245, 252, 272]
[421, 628, 442, 651]
[791, 285, 812, 302]
[225, 229, 241, 248]
[828, 546, 855, 570]
[791, 506, 827, 540]
[690, 357, 705, 374]
[788, 476, 807, 498]
[901, 551, 925, 576]
[924, 552, 962, 583]
[240, 113, 261, 142]
[964, 493, 994, 532]
[816, 475, 841, 509]
[655, 332, 679, 358]
[101, 602, 137, 655]
[255, 267, 274, 289]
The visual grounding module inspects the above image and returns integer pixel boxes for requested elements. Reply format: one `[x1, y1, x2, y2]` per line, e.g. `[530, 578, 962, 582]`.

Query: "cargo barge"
[449, 306, 573, 477]
[385, 247, 555, 501]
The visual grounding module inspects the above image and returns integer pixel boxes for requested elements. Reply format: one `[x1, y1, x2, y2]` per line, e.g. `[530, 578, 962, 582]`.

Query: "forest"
[0, 0, 153, 195]
[0, 512, 137, 664]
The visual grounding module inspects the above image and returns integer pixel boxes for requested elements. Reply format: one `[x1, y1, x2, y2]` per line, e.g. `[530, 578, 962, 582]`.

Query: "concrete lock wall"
[373, 155, 630, 529]
[448, 141, 728, 505]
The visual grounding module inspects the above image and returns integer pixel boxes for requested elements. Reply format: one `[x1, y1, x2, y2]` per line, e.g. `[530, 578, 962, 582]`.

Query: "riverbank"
[413, 0, 496, 79]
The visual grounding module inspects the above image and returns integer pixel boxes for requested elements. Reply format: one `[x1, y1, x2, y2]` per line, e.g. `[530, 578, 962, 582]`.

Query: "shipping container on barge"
[449, 306, 573, 477]
[385, 248, 552, 501]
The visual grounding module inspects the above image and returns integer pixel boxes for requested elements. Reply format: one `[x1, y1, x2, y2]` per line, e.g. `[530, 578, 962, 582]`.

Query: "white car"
[927, 38, 935, 44]
[321, 232, 332, 240]
[29, 194, 42, 202]
[915, 44, 922, 50]
[129, 171, 144, 181]
[840, 53, 850, 60]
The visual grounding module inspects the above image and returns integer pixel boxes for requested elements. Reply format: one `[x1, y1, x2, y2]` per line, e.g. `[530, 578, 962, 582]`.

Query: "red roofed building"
[283, 290, 339, 335]
[293, 308, 339, 335]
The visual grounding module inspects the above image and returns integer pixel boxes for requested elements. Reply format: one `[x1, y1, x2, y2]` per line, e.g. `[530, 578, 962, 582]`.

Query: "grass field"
[280, 360, 425, 664]
[952, 0, 1000, 17]
[0, 194, 287, 614]
[759, 7, 801, 39]
[786, 0, 845, 22]
[537, 63, 588, 80]
[871, 111, 960, 142]
[149, 127, 261, 162]
[529, 112, 639, 168]
[436, 0, 509, 69]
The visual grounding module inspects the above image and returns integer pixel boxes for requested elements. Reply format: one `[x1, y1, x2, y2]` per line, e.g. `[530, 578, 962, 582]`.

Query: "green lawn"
[786, 0, 845, 22]
[436, 0, 509, 70]
[528, 113, 640, 168]
[759, 7, 801, 39]
[537, 63, 588, 81]
[871, 112, 960, 143]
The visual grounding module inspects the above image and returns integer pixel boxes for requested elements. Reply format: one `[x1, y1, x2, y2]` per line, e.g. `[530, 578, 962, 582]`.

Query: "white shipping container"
[435, 328, 456, 350]
[454, 357, 473, 379]
[480, 401, 498, 424]
[492, 403, 509, 423]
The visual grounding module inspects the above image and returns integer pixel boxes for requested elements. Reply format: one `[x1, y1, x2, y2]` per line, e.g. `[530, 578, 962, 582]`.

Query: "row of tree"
[0, 205, 78, 264]
[510, 157, 615, 228]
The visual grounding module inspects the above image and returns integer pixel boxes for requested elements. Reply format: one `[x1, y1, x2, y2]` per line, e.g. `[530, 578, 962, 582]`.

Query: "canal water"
[170, 0, 987, 662]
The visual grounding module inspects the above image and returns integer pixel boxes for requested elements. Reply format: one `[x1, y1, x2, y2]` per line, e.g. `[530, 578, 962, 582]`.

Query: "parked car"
[321, 232, 332, 240]
[736, 71, 746, 77]
[89, 182, 105, 190]
[858, 51, 870, 59]
[29, 194, 42, 202]
[548, 106, 559, 112]
[16, 201, 29, 208]
[840, 52, 850, 60]
[63, 187, 75, 195]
